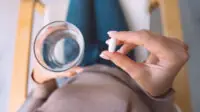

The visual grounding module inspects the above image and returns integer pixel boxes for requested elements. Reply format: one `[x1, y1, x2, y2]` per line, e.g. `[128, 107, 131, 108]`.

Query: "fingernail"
[100, 53, 110, 60]
[105, 39, 110, 45]
[107, 31, 117, 36]
[76, 68, 84, 73]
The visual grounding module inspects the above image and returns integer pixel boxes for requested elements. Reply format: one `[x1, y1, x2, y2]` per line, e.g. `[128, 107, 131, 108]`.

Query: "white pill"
[108, 38, 117, 52]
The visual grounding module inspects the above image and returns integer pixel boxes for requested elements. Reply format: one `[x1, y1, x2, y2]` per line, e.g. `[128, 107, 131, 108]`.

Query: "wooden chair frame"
[9, 0, 192, 111]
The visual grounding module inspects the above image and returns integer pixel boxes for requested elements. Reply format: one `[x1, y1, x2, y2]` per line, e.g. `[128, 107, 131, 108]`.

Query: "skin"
[100, 30, 189, 96]
[33, 30, 189, 97]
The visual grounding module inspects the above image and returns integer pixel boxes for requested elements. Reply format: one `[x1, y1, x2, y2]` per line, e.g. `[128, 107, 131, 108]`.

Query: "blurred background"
[0, 0, 200, 112]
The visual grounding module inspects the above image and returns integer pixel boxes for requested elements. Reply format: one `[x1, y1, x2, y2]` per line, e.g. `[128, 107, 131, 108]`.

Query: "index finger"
[108, 30, 171, 58]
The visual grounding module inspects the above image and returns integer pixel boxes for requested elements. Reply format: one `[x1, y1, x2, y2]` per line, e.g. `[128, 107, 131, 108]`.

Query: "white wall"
[0, 0, 20, 112]
[0, 1, 44, 111]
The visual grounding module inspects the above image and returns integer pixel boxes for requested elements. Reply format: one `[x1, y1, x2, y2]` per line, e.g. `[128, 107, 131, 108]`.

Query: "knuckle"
[137, 30, 152, 43]
[169, 38, 189, 50]
[183, 44, 189, 50]
[182, 52, 190, 62]
[138, 30, 151, 38]
[168, 51, 189, 64]
[139, 29, 151, 35]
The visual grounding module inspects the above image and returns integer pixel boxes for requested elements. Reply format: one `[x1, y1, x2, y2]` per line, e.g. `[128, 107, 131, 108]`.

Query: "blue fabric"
[67, 0, 99, 66]
[66, 0, 134, 66]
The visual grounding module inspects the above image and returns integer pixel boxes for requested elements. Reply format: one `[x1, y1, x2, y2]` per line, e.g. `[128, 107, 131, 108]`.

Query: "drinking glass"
[34, 21, 85, 72]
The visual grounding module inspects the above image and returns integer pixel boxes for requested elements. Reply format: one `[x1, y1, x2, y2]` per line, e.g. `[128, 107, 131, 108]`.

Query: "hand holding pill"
[100, 30, 189, 96]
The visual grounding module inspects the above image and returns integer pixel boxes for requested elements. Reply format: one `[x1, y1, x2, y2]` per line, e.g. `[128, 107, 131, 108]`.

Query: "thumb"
[100, 51, 144, 79]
